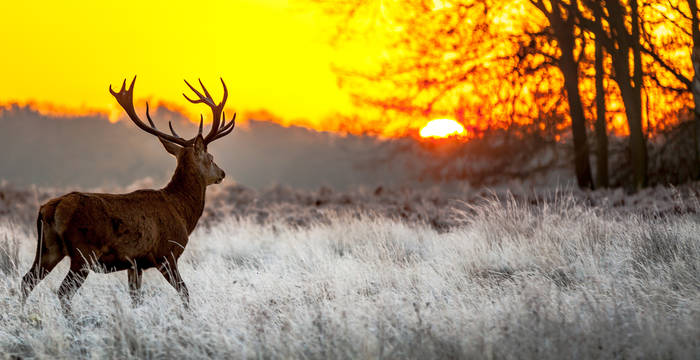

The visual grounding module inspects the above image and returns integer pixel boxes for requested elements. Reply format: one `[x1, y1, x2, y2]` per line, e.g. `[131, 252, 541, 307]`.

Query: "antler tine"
[204, 82, 223, 143]
[182, 93, 200, 104]
[110, 76, 188, 147]
[183, 79, 214, 106]
[212, 113, 236, 141]
[219, 78, 228, 107]
[219, 112, 235, 132]
[182, 81, 202, 104]
[168, 121, 180, 137]
[145, 102, 157, 128]
[149, 102, 191, 143]
[198, 79, 212, 100]
[198, 114, 204, 135]
[219, 112, 229, 132]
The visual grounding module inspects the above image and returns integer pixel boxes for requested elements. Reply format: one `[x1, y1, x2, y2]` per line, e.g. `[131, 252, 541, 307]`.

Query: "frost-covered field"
[0, 185, 699, 359]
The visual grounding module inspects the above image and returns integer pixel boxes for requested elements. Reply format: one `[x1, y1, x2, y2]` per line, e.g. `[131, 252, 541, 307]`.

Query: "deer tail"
[35, 212, 44, 267]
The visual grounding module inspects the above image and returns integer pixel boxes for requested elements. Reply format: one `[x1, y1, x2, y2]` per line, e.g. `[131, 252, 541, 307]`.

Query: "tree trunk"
[594, 21, 609, 188]
[599, 0, 647, 189]
[629, 0, 647, 189]
[549, 0, 594, 189]
[561, 54, 594, 189]
[621, 81, 647, 189]
[688, 0, 700, 178]
[612, 53, 647, 189]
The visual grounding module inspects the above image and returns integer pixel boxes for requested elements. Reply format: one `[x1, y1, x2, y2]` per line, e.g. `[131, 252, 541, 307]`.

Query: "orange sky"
[1, 1, 692, 140]
[0, 0, 355, 124]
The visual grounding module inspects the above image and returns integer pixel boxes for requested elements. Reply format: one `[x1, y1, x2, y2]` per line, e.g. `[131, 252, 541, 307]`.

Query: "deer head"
[109, 76, 235, 185]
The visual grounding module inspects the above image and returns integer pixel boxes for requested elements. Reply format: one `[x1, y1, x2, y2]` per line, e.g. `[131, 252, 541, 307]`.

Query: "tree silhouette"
[310, 0, 697, 188]
[529, 0, 593, 188]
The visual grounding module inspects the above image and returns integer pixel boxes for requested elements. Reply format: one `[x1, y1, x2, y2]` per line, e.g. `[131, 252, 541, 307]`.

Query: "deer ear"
[194, 134, 205, 153]
[159, 137, 182, 157]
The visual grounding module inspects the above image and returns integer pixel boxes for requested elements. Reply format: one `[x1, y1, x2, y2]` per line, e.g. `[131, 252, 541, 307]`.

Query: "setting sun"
[419, 119, 465, 138]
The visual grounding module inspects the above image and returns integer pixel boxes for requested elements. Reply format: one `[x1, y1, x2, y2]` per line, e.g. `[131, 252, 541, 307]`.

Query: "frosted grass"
[0, 194, 698, 359]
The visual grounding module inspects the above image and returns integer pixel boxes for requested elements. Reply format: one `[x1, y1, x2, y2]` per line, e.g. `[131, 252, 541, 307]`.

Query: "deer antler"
[183, 78, 236, 146]
[111, 76, 235, 147]
[110, 76, 189, 146]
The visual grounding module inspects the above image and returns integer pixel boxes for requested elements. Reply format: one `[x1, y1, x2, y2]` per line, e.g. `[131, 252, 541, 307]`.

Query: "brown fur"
[21, 138, 225, 310]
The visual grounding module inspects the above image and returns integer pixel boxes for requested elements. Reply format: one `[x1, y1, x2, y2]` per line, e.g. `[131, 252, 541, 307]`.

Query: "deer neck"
[163, 158, 207, 233]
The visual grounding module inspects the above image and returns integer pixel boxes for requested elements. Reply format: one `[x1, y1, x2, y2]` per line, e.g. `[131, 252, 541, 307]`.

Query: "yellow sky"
[0, 0, 353, 123]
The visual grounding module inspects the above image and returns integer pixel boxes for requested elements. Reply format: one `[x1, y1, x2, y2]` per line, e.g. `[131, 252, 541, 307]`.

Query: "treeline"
[311, 0, 699, 190]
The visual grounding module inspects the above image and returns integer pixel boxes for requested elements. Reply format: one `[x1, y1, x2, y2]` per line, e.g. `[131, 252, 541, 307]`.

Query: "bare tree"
[578, 0, 648, 188]
[530, 0, 594, 188]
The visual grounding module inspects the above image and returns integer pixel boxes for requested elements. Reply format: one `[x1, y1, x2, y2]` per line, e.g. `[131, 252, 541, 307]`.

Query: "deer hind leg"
[21, 217, 65, 304]
[128, 266, 143, 307]
[57, 260, 89, 313]
[159, 263, 190, 309]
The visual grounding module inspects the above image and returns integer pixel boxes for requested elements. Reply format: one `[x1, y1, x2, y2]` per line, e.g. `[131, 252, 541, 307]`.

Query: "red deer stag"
[21, 76, 235, 310]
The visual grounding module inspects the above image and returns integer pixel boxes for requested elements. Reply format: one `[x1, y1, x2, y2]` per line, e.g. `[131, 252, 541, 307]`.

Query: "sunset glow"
[0, 0, 693, 140]
[0, 1, 352, 125]
[420, 119, 465, 138]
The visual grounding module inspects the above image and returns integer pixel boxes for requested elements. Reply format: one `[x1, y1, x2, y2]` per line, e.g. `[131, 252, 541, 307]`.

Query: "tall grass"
[0, 192, 698, 359]
[0, 221, 21, 276]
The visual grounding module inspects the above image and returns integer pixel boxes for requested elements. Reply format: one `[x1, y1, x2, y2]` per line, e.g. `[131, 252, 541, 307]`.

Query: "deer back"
[44, 190, 191, 269]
